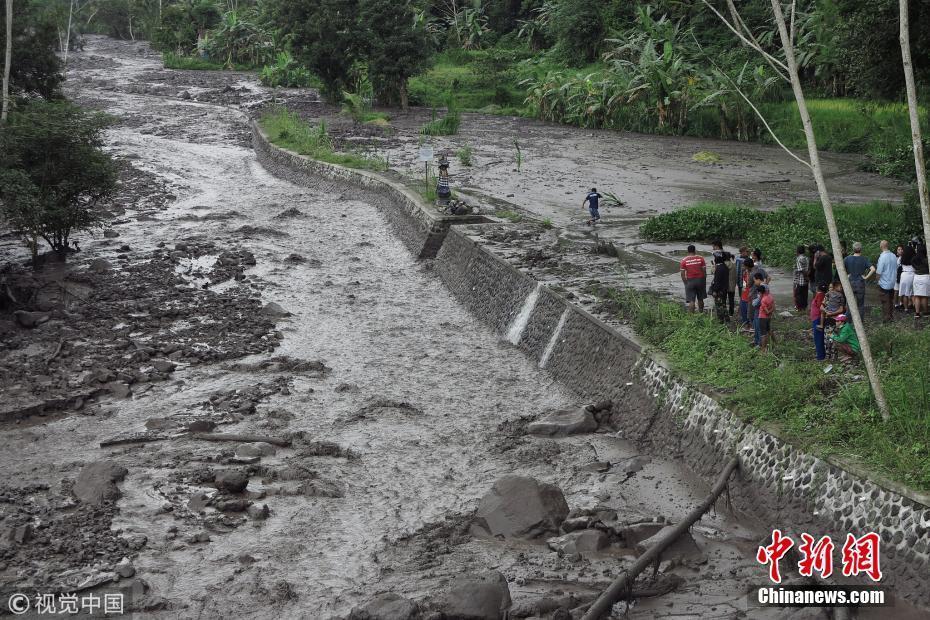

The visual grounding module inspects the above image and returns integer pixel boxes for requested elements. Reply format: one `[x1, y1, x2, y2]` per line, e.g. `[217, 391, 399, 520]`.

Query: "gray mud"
[0, 37, 917, 619]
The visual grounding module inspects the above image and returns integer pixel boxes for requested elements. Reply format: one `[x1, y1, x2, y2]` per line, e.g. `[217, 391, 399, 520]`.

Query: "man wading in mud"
[583, 188, 602, 225]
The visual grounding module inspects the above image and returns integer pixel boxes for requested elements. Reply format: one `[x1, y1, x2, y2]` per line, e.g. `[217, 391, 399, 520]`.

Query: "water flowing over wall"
[252, 124, 930, 608]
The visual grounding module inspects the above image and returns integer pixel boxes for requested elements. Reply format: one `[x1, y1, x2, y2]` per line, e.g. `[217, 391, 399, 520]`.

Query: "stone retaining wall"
[251, 122, 488, 258]
[434, 227, 930, 608]
[253, 131, 930, 609]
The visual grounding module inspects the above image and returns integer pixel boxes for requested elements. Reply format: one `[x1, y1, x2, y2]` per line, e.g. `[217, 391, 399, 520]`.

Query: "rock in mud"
[115, 557, 135, 578]
[260, 302, 291, 318]
[89, 258, 113, 273]
[439, 571, 512, 620]
[215, 470, 249, 493]
[247, 504, 270, 520]
[526, 407, 597, 437]
[73, 461, 129, 505]
[13, 310, 51, 328]
[635, 525, 701, 561]
[235, 442, 277, 458]
[103, 229, 120, 238]
[107, 381, 132, 398]
[152, 360, 177, 373]
[473, 476, 568, 539]
[348, 593, 418, 620]
[547, 529, 607, 556]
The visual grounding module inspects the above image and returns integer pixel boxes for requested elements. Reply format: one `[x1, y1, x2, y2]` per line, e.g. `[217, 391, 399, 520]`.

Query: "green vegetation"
[408, 49, 529, 112]
[692, 150, 721, 164]
[456, 145, 473, 166]
[163, 53, 242, 71]
[0, 0, 63, 101]
[540, 218, 554, 229]
[260, 52, 319, 88]
[606, 288, 930, 490]
[495, 209, 523, 223]
[0, 101, 117, 263]
[259, 108, 387, 172]
[641, 200, 923, 269]
[340, 92, 390, 124]
[420, 99, 461, 136]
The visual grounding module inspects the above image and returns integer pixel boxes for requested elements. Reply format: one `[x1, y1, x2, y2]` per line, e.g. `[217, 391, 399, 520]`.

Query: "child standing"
[758, 284, 775, 352]
[810, 283, 828, 361]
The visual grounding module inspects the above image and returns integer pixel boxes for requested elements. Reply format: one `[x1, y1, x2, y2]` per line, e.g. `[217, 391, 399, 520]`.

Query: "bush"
[260, 52, 319, 88]
[641, 200, 922, 269]
[420, 98, 461, 136]
[456, 145, 473, 166]
[640, 203, 763, 243]
[0, 101, 117, 263]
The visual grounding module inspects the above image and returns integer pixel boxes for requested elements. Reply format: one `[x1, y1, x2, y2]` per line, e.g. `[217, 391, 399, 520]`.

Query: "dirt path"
[0, 37, 915, 619]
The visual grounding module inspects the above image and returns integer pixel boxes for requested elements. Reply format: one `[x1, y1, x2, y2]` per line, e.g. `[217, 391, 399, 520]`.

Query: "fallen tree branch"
[581, 456, 741, 620]
[190, 433, 291, 447]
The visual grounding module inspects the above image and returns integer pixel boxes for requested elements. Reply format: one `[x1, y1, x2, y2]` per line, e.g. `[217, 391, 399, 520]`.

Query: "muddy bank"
[0, 35, 924, 620]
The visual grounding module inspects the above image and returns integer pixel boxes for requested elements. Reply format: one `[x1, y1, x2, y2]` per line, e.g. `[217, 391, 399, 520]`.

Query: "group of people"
[679, 243, 776, 352]
[679, 236, 929, 362]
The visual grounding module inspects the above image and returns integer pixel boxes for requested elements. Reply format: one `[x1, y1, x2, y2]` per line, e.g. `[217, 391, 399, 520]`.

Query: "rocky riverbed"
[0, 37, 921, 619]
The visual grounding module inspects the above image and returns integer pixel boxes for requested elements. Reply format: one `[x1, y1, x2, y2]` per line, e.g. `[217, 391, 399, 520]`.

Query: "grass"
[456, 145, 473, 166]
[495, 209, 523, 223]
[641, 200, 923, 270]
[163, 52, 253, 71]
[408, 49, 528, 113]
[692, 150, 721, 164]
[604, 287, 930, 491]
[259, 108, 388, 172]
[421, 99, 462, 137]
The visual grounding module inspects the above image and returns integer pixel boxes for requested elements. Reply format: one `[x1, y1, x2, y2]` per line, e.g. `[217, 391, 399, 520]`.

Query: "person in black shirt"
[583, 188, 603, 225]
[708, 253, 730, 323]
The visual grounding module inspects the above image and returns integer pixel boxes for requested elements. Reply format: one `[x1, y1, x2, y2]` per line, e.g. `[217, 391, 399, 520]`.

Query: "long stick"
[2, 0, 11, 122]
[767, 0, 889, 421]
[190, 433, 291, 447]
[899, 0, 930, 246]
[582, 456, 740, 620]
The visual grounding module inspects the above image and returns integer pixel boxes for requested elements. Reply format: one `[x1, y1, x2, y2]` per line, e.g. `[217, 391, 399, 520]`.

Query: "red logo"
[757, 531, 882, 583]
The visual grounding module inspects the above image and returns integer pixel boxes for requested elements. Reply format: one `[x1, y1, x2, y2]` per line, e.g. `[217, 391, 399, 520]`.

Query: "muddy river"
[0, 37, 916, 619]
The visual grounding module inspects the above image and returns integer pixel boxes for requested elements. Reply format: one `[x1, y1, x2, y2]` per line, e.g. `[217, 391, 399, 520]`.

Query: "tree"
[265, 0, 359, 101]
[360, 0, 430, 108]
[552, 0, 603, 64]
[701, 0, 890, 420]
[0, 101, 117, 264]
[0, 0, 63, 101]
[899, 0, 930, 246]
[2, 0, 10, 123]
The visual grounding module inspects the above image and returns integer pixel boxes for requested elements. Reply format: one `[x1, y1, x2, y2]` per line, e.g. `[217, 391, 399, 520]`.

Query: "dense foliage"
[641, 200, 924, 269]
[0, 101, 117, 262]
[0, 1, 64, 100]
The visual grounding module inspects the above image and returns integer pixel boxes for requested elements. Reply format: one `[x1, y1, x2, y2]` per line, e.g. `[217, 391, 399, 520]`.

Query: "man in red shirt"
[680, 245, 708, 312]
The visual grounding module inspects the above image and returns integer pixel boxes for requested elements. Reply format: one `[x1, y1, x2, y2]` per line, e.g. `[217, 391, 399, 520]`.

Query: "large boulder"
[73, 461, 128, 505]
[348, 593, 418, 620]
[440, 571, 511, 620]
[526, 408, 598, 437]
[473, 476, 568, 539]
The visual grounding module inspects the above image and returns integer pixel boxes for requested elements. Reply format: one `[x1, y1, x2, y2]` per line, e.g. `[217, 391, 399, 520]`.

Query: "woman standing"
[912, 245, 929, 322]
[899, 245, 916, 314]
[894, 244, 905, 310]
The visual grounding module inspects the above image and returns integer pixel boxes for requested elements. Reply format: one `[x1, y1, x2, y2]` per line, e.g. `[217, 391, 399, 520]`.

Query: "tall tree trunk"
[769, 0, 890, 421]
[64, 0, 74, 65]
[899, 0, 930, 245]
[2, 0, 10, 123]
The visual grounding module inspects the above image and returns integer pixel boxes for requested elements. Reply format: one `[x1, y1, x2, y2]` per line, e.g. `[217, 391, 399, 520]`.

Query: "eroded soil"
[0, 37, 920, 619]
